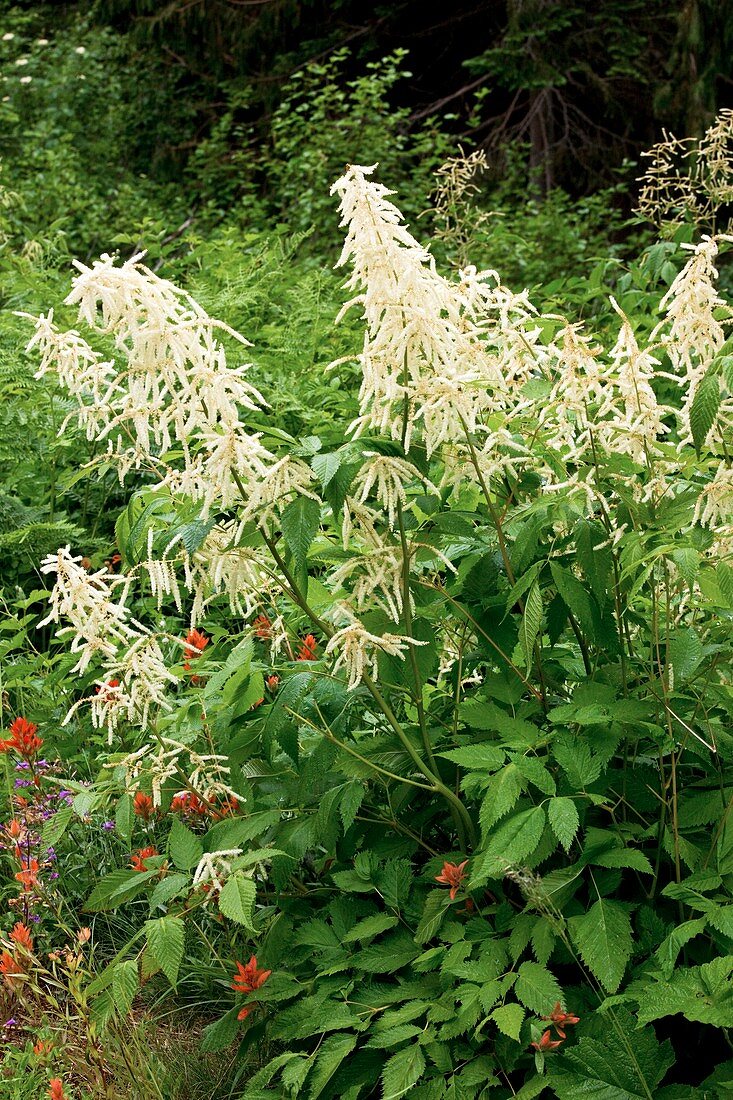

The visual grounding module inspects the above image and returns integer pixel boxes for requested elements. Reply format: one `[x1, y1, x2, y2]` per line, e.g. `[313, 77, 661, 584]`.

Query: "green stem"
[290, 704, 436, 792]
[396, 501, 436, 770]
[251, 501, 476, 848]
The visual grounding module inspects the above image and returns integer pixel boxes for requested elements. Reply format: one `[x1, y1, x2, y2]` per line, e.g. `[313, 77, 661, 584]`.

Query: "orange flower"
[531, 1029, 564, 1052]
[95, 678, 120, 701]
[0, 949, 24, 987]
[77, 927, 91, 944]
[15, 857, 39, 890]
[9, 922, 33, 951]
[33, 1039, 53, 1057]
[7, 819, 22, 839]
[541, 1001, 580, 1038]
[130, 846, 157, 872]
[266, 674, 280, 691]
[232, 955, 271, 994]
[435, 859, 468, 900]
[211, 796, 239, 821]
[183, 628, 209, 673]
[297, 634, 318, 661]
[184, 628, 209, 656]
[133, 791, 154, 820]
[253, 614, 271, 640]
[237, 1005, 253, 1021]
[170, 791, 208, 816]
[0, 717, 43, 759]
[48, 1079, 68, 1100]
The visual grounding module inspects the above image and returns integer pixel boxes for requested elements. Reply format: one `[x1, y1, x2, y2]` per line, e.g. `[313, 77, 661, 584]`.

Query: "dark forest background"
[4, 0, 733, 225]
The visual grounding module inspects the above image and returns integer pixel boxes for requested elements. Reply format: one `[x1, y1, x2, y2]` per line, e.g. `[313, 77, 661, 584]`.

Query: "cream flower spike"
[324, 607, 426, 691]
[692, 462, 733, 529]
[655, 234, 733, 383]
[39, 547, 140, 674]
[354, 454, 436, 529]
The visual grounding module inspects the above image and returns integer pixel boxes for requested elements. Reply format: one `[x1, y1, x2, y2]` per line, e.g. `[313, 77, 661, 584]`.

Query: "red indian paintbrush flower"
[48, 1079, 68, 1100]
[296, 634, 318, 661]
[541, 1001, 580, 1038]
[0, 717, 43, 760]
[531, 1029, 564, 1052]
[232, 955, 271, 993]
[211, 796, 239, 821]
[253, 614, 271, 640]
[232, 955, 271, 1021]
[15, 858, 39, 891]
[170, 791, 208, 816]
[130, 846, 157, 872]
[0, 949, 24, 988]
[183, 628, 209, 671]
[9, 922, 33, 951]
[133, 791, 154, 820]
[435, 859, 468, 900]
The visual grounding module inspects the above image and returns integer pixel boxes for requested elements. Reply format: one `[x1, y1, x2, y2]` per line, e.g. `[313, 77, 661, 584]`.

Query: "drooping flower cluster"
[28, 159, 733, 734]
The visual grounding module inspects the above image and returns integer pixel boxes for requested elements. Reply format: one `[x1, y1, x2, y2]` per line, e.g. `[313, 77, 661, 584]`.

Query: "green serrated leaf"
[281, 495, 320, 567]
[415, 891, 453, 945]
[550, 562, 597, 638]
[311, 451, 342, 491]
[548, 797, 580, 852]
[490, 1003, 525, 1041]
[201, 1007, 241, 1052]
[308, 1032, 358, 1099]
[655, 917, 708, 978]
[145, 917, 185, 987]
[41, 803, 73, 848]
[148, 872, 190, 913]
[514, 960, 563, 1014]
[342, 913, 399, 944]
[111, 959, 138, 1017]
[473, 807, 546, 885]
[439, 744, 506, 770]
[168, 817, 203, 871]
[218, 872, 256, 928]
[549, 1011, 674, 1099]
[667, 627, 703, 685]
[115, 793, 133, 843]
[480, 764, 522, 832]
[690, 371, 721, 455]
[589, 846, 653, 875]
[381, 1042, 426, 1100]
[519, 580, 543, 668]
[570, 899, 633, 993]
[85, 868, 157, 912]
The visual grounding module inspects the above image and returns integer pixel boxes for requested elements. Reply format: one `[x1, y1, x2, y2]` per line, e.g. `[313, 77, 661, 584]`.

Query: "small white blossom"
[192, 849, 243, 895]
[324, 613, 426, 690]
[354, 454, 434, 529]
[693, 463, 733, 529]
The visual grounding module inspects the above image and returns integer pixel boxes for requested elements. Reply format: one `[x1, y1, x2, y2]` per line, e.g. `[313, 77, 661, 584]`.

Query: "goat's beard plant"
[21, 163, 733, 1094]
